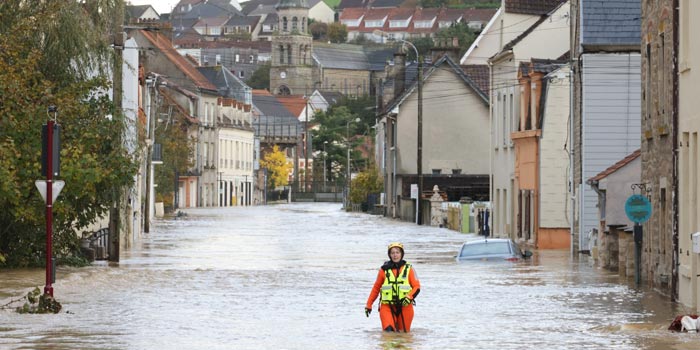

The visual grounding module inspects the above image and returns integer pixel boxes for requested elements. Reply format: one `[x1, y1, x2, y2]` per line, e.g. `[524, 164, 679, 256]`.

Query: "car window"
[510, 242, 523, 255]
[460, 241, 510, 257]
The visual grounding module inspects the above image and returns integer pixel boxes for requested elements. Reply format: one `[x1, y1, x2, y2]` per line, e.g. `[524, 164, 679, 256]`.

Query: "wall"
[394, 67, 489, 176]
[539, 67, 570, 230]
[678, 0, 700, 312]
[581, 53, 641, 251]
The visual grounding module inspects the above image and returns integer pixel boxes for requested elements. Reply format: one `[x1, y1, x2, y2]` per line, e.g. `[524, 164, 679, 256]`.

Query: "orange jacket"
[366, 264, 420, 309]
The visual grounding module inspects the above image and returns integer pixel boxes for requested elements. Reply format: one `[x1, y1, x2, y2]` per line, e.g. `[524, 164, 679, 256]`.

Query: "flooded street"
[0, 203, 697, 349]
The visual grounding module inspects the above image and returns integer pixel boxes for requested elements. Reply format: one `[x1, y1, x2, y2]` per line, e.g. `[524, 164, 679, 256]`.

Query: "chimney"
[393, 51, 406, 96]
[430, 37, 460, 62]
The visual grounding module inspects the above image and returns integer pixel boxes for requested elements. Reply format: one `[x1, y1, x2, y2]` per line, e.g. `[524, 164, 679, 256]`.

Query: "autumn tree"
[0, 0, 136, 267]
[327, 23, 348, 43]
[259, 145, 292, 189]
[349, 164, 383, 205]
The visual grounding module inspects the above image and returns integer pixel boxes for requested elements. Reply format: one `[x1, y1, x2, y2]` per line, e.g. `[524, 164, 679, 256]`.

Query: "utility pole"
[304, 96, 309, 192]
[416, 51, 423, 225]
[110, 0, 125, 260]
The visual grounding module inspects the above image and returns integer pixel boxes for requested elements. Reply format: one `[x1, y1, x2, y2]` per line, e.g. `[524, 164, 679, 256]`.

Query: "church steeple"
[269, 0, 313, 95]
[276, 0, 309, 9]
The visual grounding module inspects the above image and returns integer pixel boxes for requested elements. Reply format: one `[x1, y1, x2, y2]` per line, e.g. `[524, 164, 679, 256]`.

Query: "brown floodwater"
[1, 203, 698, 349]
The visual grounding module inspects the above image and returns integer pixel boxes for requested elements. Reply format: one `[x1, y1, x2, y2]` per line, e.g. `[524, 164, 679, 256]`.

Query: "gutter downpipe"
[570, 63, 575, 257]
[672, 0, 679, 301]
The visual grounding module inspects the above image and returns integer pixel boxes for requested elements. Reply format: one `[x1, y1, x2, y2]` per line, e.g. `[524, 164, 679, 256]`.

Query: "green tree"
[260, 145, 292, 189]
[247, 61, 271, 90]
[154, 110, 196, 212]
[327, 22, 348, 43]
[309, 22, 328, 40]
[0, 0, 136, 267]
[435, 22, 476, 58]
[349, 164, 383, 205]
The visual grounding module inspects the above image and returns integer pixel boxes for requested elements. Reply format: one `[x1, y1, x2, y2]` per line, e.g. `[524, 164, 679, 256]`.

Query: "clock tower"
[269, 0, 313, 95]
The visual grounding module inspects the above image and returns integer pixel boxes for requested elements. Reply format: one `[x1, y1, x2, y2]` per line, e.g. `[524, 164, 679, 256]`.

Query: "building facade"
[677, 0, 700, 311]
[641, 0, 677, 297]
[269, 0, 313, 95]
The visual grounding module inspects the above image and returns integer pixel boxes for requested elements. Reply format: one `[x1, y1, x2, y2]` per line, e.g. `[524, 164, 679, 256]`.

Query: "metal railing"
[82, 228, 110, 261]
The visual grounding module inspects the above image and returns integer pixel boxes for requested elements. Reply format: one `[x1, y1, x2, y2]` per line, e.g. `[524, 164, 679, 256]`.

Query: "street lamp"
[346, 117, 361, 210]
[323, 140, 328, 191]
[372, 31, 423, 225]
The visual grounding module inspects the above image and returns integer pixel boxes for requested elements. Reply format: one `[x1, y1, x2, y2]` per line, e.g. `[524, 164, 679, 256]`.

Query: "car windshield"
[460, 241, 511, 257]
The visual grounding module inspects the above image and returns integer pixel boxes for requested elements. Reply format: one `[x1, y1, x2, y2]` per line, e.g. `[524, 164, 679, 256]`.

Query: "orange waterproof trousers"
[379, 303, 414, 332]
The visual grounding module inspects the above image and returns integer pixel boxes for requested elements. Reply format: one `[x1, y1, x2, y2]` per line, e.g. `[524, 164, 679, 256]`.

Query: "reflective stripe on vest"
[380, 263, 412, 304]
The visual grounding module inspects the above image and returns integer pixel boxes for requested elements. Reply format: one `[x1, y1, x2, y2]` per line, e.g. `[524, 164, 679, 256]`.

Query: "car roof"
[462, 238, 512, 245]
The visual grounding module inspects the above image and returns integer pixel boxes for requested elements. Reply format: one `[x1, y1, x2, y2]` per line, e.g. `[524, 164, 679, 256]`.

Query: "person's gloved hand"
[365, 308, 372, 317]
[401, 297, 413, 306]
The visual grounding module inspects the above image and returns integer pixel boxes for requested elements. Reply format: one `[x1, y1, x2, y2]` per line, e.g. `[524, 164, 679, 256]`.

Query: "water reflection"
[0, 203, 696, 350]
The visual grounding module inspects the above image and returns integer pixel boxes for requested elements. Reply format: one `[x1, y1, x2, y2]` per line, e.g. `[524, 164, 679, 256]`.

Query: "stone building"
[641, 0, 676, 295]
[269, 0, 314, 95]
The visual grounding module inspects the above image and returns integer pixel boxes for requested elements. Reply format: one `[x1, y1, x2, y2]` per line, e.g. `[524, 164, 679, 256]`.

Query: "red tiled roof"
[364, 8, 392, 20]
[387, 7, 414, 20]
[505, 0, 566, 15]
[277, 95, 307, 118]
[339, 7, 366, 20]
[437, 8, 462, 22]
[461, 64, 490, 97]
[413, 7, 440, 21]
[253, 89, 272, 96]
[463, 8, 498, 22]
[139, 30, 217, 91]
[588, 150, 641, 183]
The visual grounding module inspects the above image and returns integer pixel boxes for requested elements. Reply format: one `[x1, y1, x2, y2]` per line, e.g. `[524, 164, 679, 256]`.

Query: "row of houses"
[339, 7, 495, 42]
[118, 25, 342, 235]
[372, 0, 700, 312]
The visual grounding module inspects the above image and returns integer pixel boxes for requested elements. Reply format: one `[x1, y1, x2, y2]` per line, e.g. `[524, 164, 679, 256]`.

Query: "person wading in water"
[365, 242, 421, 332]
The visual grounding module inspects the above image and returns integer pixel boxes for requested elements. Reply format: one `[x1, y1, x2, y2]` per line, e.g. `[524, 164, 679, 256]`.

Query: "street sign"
[35, 180, 65, 203]
[625, 194, 652, 224]
[410, 184, 418, 199]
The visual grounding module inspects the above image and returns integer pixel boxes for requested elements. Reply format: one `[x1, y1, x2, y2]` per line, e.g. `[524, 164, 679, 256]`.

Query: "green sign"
[625, 194, 652, 224]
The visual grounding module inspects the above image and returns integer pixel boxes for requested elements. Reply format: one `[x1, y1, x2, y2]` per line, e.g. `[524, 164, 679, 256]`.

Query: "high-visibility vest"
[380, 263, 412, 304]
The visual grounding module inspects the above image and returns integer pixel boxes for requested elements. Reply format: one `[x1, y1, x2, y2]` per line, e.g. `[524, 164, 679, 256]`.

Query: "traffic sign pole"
[625, 193, 652, 286]
[44, 118, 54, 297]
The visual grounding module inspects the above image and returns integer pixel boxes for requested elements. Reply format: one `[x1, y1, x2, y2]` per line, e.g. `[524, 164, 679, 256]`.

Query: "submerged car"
[457, 238, 533, 262]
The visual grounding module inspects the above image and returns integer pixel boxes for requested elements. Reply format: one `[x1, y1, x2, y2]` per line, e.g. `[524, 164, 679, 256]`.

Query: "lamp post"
[323, 140, 328, 191]
[374, 32, 423, 225]
[346, 117, 361, 210]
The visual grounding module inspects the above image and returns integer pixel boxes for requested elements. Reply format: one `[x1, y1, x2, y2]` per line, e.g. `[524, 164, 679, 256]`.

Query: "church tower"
[269, 0, 313, 95]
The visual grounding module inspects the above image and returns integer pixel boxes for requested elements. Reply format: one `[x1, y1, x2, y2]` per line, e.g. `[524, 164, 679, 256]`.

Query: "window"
[646, 43, 651, 121]
[239, 71, 245, 78]
[279, 45, 284, 64]
[365, 19, 384, 28]
[414, 20, 433, 28]
[283, 17, 288, 32]
[502, 91, 507, 146]
[292, 17, 298, 31]
[660, 32, 665, 116]
[452, 169, 462, 175]
[235, 54, 240, 63]
[390, 20, 408, 28]
[432, 169, 441, 175]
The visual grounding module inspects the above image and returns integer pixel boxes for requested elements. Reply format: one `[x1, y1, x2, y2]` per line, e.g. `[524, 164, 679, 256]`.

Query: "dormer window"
[414, 20, 433, 28]
[365, 19, 384, 28]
